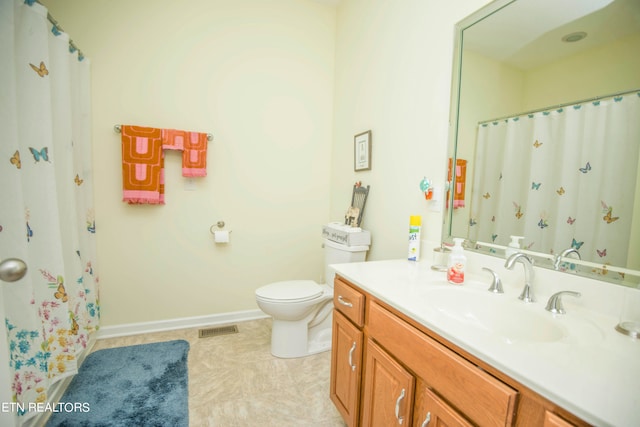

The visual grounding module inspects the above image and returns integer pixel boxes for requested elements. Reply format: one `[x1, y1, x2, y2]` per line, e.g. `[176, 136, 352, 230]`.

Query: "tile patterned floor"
[92, 318, 346, 427]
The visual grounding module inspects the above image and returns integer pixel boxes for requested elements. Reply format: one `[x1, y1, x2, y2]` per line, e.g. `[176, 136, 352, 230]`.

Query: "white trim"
[96, 309, 269, 339]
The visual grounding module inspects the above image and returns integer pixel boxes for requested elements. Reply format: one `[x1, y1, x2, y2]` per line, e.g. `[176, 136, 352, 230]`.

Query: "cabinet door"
[413, 382, 472, 427]
[543, 411, 577, 427]
[361, 339, 415, 427]
[331, 310, 364, 427]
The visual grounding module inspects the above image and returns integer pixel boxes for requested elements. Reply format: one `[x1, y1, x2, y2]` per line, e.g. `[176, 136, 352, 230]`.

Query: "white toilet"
[255, 238, 369, 358]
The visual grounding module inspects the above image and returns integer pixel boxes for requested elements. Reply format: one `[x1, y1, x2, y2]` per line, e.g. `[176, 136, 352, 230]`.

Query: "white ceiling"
[464, 0, 640, 70]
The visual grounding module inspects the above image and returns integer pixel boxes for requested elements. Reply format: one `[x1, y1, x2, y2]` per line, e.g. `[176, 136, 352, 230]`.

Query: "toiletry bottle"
[505, 235, 524, 258]
[408, 215, 422, 261]
[447, 238, 466, 284]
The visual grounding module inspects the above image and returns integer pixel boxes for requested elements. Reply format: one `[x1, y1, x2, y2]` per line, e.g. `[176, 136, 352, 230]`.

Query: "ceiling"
[464, 0, 640, 70]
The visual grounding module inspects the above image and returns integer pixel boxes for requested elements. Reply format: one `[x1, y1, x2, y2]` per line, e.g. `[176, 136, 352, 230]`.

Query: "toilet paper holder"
[210, 221, 232, 234]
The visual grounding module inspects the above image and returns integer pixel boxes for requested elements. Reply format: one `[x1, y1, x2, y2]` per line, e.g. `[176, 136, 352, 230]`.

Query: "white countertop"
[331, 257, 640, 427]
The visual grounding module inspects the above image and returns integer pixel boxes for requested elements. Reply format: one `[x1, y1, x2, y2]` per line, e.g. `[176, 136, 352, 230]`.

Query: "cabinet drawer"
[333, 277, 365, 327]
[414, 381, 474, 427]
[369, 301, 517, 427]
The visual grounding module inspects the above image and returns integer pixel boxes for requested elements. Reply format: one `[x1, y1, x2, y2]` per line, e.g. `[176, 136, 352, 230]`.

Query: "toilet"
[255, 238, 369, 358]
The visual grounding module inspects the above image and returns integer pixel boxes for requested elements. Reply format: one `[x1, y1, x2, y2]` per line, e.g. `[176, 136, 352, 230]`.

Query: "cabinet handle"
[395, 388, 406, 425]
[348, 341, 357, 371]
[420, 411, 431, 427]
[338, 295, 353, 307]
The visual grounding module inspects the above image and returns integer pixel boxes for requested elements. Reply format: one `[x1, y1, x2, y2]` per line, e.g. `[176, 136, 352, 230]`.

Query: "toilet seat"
[255, 280, 324, 303]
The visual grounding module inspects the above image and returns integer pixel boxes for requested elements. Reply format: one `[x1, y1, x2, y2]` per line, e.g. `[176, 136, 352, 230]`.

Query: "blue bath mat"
[46, 340, 189, 427]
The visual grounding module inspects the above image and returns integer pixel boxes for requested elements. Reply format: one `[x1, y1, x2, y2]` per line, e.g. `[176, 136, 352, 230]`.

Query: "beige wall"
[42, 0, 489, 326]
[330, 0, 489, 261]
[43, 0, 336, 326]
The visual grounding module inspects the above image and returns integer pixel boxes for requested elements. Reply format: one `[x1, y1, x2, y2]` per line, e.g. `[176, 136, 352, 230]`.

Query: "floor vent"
[198, 325, 239, 338]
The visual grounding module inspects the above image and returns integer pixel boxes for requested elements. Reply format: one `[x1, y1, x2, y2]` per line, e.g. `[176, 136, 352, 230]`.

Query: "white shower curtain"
[0, 0, 99, 424]
[469, 91, 640, 268]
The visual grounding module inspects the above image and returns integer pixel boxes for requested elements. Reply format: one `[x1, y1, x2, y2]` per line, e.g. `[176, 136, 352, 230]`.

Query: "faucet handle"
[482, 267, 504, 294]
[545, 291, 581, 314]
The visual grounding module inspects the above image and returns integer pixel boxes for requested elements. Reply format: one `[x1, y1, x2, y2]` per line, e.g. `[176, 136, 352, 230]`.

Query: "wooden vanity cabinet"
[330, 275, 591, 427]
[367, 301, 517, 426]
[331, 275, 517, 426]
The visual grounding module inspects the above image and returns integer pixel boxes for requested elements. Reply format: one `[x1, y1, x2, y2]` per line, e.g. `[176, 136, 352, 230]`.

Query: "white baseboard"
[97, 309, 269, 340]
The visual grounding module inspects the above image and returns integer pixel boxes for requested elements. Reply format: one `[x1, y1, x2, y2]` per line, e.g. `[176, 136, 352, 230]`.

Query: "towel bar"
[113, 124, 213, 142]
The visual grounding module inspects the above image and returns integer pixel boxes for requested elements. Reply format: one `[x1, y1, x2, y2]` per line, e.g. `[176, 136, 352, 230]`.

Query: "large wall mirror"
[445, 0, 640, 286]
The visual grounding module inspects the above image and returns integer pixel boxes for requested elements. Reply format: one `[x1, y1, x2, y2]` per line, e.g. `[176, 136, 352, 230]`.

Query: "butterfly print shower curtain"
[468, 92, 640, 270]
[0, 1, 99, 423]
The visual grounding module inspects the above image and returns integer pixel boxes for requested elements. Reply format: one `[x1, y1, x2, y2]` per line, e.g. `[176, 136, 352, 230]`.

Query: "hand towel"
[162, 129, 208, 177]
[121, 125, 165, 204]
[447, 158, 467, 209]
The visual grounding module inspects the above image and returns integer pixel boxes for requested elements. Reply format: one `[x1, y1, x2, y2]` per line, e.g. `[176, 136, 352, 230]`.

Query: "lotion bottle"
[505, 235, 524, 258]
[447, 238, 466, 284]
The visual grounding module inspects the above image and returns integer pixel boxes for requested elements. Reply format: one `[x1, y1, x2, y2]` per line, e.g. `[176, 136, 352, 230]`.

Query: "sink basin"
[424, 287, 565, 343]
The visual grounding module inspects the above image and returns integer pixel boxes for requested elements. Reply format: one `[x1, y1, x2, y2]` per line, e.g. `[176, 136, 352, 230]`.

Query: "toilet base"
[307, 324, 332, 355]
[270, 310, 333, 358]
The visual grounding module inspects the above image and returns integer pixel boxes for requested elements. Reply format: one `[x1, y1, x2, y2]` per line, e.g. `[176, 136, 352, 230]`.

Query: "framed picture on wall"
[354, 130, 372, 171]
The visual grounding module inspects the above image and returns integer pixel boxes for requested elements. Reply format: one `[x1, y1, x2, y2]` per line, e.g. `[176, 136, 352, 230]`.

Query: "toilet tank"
[323, 238, 369, 287]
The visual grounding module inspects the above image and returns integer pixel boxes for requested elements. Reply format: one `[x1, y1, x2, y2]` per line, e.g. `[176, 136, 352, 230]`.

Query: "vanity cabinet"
[330, 275, 590, 427]
[367, 300, 517, 426]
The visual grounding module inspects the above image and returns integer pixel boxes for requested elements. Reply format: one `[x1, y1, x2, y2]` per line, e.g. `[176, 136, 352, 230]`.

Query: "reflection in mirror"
[445, 0, 640, 286]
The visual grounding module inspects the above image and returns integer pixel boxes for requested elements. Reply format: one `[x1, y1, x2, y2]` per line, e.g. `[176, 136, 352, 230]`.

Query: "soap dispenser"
[505, 235, 524, 258]
[447, 238, 466, 285]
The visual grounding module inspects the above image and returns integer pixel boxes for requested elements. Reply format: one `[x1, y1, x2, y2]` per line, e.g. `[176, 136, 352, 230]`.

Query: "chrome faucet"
[553, 247, 581, 270]
[545, 291, 581, 314]
[482, 267, 504, 293]
[504, 253, 535, 303]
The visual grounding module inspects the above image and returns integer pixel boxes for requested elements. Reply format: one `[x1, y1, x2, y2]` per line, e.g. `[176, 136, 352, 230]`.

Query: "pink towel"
[121, 126, 165, 204]
[162, 129, 208, 177]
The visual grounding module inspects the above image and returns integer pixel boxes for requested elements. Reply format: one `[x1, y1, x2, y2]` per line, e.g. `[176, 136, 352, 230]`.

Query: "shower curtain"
[0, 0, 99, 424]
[469, 91, 640, 268]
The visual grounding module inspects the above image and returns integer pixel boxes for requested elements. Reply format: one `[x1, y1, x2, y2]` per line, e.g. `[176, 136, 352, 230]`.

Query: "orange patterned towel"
[121, 126, 165, 204]
[447, 158, 467, 209]
[162, 129, 208, 177]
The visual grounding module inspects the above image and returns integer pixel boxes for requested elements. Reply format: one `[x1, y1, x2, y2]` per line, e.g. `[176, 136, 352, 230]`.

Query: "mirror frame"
[443, 0, 640, 287]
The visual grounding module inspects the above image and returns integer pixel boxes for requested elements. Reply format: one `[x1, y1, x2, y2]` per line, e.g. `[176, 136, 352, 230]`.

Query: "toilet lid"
[255, 280, 323, 302]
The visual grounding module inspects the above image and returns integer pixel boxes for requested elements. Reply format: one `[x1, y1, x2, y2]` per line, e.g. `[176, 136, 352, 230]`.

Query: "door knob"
[0, 258, 28, 282]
